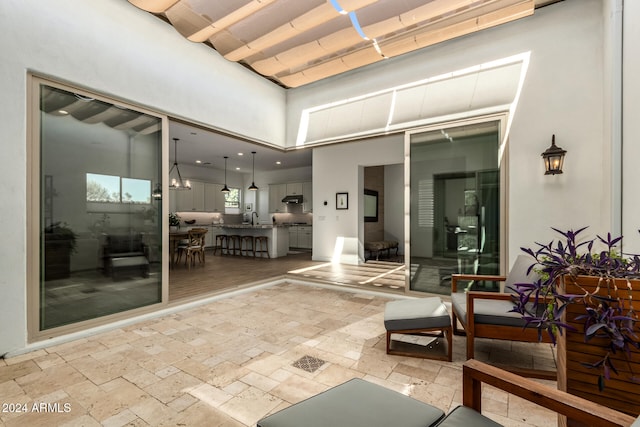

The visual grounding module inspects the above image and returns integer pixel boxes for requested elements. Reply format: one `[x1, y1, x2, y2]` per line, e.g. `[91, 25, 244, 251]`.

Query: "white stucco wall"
[312, 135, 404, 262]
[292, 0, 619, 267]
[2, 0, 637, 356]
[0, 0, 285, 355]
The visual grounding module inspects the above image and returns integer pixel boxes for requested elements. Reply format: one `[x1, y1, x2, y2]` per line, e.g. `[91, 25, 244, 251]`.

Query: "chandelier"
[169, 138, 191, 190]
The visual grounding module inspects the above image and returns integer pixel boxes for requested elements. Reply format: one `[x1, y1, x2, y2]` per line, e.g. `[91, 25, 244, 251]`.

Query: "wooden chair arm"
[463, 359, 636, 427]
[451, 274, 506, 292]
[466, 290, 513, 301]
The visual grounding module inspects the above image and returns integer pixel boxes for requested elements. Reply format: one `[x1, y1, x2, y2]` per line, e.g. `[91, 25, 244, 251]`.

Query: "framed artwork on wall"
[336, 192, 348, 210]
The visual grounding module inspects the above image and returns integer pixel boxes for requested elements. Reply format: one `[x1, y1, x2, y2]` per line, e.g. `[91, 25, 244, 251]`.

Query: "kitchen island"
[214, 224, 290, 258]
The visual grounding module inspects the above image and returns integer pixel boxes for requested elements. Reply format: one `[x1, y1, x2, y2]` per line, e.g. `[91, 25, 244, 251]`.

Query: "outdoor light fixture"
[152, 183, 162, 200]
[221, 156, 230, 193]
[542, 134, 566, 175]
[248, 151, 258, 191]
[169, 138, 191, 190]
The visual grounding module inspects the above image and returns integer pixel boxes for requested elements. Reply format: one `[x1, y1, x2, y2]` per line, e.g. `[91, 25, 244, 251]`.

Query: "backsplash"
[174, 211, 312, 226]
[271, 212, 313, 225]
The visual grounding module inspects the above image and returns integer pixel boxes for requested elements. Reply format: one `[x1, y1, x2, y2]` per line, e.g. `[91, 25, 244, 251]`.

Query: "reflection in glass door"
[407, 121, 502, 294]
[36, 82, 163, 331]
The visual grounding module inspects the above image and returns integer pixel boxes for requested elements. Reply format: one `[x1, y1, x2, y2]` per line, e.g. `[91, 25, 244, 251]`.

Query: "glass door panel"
[408, 121, 501, 294]
[38, 83, 163, 330]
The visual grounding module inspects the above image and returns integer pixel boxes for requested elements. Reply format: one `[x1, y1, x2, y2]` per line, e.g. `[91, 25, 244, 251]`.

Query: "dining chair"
[181, 228, 207, 269]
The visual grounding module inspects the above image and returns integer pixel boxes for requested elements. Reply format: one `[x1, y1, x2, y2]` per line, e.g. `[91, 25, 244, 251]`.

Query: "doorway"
[406, 119, 504, 294]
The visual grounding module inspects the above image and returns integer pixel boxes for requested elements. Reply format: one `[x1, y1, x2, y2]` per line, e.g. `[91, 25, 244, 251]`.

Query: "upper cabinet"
[286, 182, 303, 195]
[175, 181, 204, 211]
[268, 183, 287, 213]
[172, 180, 225, 212]
[204, 183, 226, 212]
[268, 181, 312, 213]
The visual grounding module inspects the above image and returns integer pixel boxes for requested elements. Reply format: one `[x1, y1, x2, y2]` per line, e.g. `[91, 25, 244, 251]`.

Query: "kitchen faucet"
[252, 211, 259, 225]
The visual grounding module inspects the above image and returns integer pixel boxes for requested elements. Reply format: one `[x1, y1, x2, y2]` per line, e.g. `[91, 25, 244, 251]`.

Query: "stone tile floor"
[0, 282, 557, 426]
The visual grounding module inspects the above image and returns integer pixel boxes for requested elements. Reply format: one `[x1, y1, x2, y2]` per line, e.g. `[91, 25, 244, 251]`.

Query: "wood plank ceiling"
[128, 0, 554, 88]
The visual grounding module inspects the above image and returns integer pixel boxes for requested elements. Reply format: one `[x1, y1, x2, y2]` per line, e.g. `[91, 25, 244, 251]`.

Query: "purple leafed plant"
[510, 227, 640, 390]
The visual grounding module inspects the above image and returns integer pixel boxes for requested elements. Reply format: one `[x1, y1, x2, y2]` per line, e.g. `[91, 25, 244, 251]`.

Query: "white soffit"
[305, 91, 393, 144]
[297, 55, 527, 146]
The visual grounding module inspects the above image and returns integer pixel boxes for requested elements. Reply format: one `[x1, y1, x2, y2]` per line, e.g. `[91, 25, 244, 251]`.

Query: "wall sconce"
[152, 183, 162, 200]
[541, 134, 566, 175]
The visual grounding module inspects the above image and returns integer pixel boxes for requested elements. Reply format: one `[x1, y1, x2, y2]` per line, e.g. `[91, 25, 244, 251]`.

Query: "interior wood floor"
[169, 249, 406, 302]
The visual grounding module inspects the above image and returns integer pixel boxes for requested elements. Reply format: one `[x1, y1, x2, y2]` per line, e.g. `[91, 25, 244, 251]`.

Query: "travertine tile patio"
[0, 282, 557, 427]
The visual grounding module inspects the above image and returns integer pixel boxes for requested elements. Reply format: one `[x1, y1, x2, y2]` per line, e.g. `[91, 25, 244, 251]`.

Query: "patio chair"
[451, 255, 555, 379]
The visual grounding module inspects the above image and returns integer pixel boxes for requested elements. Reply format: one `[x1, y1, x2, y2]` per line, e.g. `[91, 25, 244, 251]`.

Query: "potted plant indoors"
[44, 222, 77, 280]
[169, 212, 180, 231]
[511, 227, 640, 418]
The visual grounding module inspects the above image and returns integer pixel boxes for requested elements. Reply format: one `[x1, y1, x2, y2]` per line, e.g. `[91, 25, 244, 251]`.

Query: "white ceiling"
[169, 120, 312, 174]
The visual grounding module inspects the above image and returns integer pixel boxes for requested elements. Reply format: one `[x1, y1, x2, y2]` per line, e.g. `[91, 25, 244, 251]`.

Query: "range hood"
[282, 195, 303, 204]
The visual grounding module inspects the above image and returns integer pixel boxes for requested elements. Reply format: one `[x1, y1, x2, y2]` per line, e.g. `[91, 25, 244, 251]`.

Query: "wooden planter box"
[558, 275, 640, 425]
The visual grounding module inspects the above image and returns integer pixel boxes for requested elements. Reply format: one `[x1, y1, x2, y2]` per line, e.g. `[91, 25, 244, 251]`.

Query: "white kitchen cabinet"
[288, 227, 298, 248]
[298, 226, 312, 249]
[205, 226, 217, 247]
[191, 181, 205, 211]
[175, 181, 205, 211]
[204, 183, 226, 212]
[269, 183, 287, 213]
[175, 185, 193, 211]
[286, 182, 303, 195]
[302, 181, 313, 212]
[173, 181, 228, 213]
[289, 225, 312, 249]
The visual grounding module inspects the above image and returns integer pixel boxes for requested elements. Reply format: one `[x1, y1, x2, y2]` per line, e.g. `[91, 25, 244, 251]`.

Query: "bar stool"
[241, 235, 254, 256]
[227, 234, 242, 256]
[213, 234, 228, 255]
[254, 236, 270, 258]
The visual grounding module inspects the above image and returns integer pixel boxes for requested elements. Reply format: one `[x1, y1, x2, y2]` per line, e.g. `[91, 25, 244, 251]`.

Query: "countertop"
[184, 223, 311, 228]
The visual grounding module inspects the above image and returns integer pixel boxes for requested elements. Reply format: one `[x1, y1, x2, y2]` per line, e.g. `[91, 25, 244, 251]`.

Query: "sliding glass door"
[406, 120, 504, 294]
[32, 79, 164, 332]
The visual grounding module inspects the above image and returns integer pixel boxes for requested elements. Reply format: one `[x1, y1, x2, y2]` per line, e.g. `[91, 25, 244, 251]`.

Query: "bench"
[364, 240, 399, 260]
[103, 233, 149, 279]
[111, 256, 149, 280]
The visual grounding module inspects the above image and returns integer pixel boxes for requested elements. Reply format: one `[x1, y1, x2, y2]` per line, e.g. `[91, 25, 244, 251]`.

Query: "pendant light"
[248, 151, 258, 191]
[221, 156, 230, 193]
[169, 138, 191, 190]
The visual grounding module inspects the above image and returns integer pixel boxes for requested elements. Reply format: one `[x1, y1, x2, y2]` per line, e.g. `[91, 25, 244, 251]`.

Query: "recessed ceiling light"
[58, 110, 69, 115]
[195, 160, 202, 164]
[235, 167, 240, 170]
[238, 152, 244, 156]
[276, 161, 281, 165]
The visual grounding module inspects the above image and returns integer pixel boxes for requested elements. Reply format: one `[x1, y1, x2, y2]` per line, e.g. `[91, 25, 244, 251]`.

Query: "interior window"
[225, 187, 240, 209]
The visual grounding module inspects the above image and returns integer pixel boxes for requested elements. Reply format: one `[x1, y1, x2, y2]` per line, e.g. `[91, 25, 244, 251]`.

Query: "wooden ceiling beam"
[128, 0, 180, 14]
[277, 0, 534, 87]
[251, 0, 488, 77]
[187, 0, 278, 42]
[224, 0, 378, 62]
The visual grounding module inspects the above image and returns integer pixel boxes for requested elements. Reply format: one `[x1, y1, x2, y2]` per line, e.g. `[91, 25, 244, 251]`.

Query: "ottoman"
[384, 297, 452, 361]
[257, 378, 445, 427]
